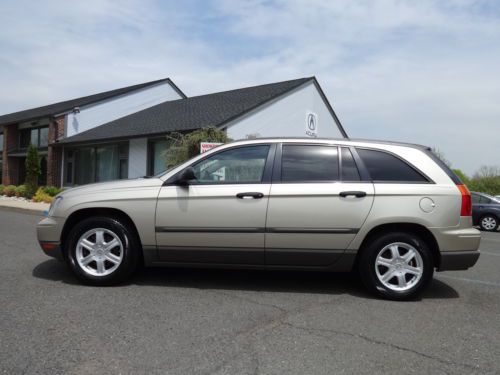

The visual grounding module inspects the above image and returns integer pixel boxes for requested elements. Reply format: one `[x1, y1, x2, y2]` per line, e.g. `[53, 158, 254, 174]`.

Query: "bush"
[14, 185, 28, 198]
[41, 186, 63, 197]
[3, 185, 16, 197]
[33, 187, 53, 203]
[468, 177, 500, 196]
[25, 144, 41, 197]
[0, 185, 4, 195]
[164, 127, 230, 168]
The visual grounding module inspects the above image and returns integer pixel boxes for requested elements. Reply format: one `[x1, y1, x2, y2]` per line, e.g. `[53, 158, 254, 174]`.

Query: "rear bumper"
[438, 250, 480, 271]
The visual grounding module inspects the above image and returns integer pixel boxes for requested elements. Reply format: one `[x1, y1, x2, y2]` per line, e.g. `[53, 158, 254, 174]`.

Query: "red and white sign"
[200, 142, 223, 154]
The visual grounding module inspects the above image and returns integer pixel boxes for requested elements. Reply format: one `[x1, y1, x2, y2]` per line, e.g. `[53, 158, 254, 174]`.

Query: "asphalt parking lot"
[1, 210, 499, 375]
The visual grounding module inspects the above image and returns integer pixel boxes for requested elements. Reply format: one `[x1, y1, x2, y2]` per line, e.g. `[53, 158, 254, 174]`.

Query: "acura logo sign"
[305, 111, 318, 137]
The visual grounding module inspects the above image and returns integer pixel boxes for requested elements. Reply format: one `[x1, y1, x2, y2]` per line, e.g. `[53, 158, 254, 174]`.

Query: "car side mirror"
[176, 167, 196, 186]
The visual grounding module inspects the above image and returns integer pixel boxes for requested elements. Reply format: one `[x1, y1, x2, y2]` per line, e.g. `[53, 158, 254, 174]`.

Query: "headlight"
[47, 196, 63, 217]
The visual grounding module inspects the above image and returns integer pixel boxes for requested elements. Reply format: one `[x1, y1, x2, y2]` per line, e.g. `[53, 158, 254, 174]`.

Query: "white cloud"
[0, 0, 499, 174]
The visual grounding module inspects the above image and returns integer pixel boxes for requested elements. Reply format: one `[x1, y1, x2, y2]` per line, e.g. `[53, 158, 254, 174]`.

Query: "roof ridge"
[0, 77, 179, 125]
[177, 76, 314, 102]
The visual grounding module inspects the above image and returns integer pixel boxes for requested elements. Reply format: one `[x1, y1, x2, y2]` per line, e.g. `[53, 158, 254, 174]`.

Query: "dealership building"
[0, 77, 347, 187]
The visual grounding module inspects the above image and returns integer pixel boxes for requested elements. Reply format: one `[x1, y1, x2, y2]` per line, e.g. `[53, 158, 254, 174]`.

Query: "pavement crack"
[283, 322, 486, 373]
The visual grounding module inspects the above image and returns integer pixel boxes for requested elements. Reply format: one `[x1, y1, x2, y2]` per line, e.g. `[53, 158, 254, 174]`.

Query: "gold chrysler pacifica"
[37, 138, 481, 300]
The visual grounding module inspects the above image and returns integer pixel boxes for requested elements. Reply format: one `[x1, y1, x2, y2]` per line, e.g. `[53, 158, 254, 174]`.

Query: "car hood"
[59, 177, 164, 198]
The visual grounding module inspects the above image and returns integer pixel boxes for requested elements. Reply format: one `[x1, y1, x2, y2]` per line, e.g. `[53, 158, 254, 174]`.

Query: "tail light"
[457, 184, 472, 216]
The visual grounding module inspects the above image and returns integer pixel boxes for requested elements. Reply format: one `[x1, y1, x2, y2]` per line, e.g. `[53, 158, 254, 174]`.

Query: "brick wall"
[47, 116, 65, 187]
[1, 124, 20, 185]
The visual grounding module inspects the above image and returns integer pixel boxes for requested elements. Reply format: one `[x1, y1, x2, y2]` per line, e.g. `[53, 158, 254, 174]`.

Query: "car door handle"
[339, 191, 367, 198]
[236, 192, 264, 199]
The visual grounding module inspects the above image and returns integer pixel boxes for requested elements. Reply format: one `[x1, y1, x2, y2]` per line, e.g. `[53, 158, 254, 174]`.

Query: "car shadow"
[32, 259, 459, 300]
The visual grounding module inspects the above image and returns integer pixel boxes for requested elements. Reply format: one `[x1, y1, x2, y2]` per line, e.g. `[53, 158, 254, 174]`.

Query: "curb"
[0, 204, 46, 216]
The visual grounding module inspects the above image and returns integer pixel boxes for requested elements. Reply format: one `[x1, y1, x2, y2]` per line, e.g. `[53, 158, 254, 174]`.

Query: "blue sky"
[1, 0, 499, 175]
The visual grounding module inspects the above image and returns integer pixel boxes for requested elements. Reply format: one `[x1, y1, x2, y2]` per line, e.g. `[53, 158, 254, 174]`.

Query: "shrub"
[4, 185, 16, 197]
[33, 187, 53, 203]
[163, 127, 230, 168]
[14, 185, 28, 198]
[0, 185, 4, 195]
[25, 144, 41, 197]
[42, 186, 63, 197]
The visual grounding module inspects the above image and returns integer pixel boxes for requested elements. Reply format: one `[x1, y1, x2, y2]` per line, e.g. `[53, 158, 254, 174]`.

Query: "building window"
[19, 126, 49, 149]
[65, 143, 128, 186]
[149, 139, 170, 176]
[0, 133, 3, 152]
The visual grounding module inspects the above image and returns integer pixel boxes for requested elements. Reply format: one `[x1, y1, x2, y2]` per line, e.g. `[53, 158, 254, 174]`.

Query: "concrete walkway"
[0, 197, 49, 215]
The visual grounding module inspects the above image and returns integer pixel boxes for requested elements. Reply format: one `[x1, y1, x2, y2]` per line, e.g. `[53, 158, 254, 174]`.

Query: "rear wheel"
[479, 215, 498, 232]
[359, 232, 434, 300]
[65, 216, 140, 285]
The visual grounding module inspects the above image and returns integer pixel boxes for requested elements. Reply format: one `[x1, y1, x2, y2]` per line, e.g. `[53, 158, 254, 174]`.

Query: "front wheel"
[479, 215, 498, 232]
[358, 232, 434, 300]
[65, 216, 140, 285]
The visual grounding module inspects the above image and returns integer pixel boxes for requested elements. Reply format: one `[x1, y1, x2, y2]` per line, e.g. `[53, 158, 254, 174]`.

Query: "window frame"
[19, 126, 49, 149]
[63, 141, 129, 186]
[354, 147, 434, 184]
[272, 143, 373, 184]
[165, 143, 276, 186]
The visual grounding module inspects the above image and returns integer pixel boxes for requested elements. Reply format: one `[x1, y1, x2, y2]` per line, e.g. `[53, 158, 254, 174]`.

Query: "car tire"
[65, 216, 140, 286]
[479, 215, 498, 232]
[358, 232, 434, 301]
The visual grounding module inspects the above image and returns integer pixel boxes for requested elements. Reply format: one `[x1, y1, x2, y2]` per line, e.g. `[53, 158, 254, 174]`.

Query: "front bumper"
[38, 241, 64, 260]
[37, 216, 64, 261]
[438, 250, 480, 271]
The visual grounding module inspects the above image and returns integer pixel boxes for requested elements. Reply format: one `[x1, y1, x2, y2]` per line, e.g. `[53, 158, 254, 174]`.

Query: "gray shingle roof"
[0, 78, 185, 126]
[56, 77, 321, 145]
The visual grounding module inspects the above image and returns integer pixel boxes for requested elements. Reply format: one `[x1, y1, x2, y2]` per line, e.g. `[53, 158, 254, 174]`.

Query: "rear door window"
[281, 145, 339, 182]
[356, 148, 429, 183]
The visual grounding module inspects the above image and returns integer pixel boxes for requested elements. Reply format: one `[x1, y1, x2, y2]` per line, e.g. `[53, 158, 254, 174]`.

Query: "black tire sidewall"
[65, 216, 139, 285]
[359, 232, 434, 300]
[479, 215, 498, 232]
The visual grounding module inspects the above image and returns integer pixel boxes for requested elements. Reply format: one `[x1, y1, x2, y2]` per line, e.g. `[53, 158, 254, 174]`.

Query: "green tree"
[163, 127, 230, 168]
[25, 143, 41, 198]
[452, 169, 471, 185]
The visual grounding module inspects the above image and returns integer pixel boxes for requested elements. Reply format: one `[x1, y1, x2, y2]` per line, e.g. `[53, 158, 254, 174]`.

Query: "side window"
[356, 148, 428, 183]
[281, 145, 339, 182]
[471, 194, 480, 204]
[341, 147, 360, 181]
[479, 196, 491, 204]
[192, 145, 270, 184]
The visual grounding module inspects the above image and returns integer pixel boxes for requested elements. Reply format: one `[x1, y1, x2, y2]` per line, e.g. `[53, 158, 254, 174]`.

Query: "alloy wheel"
[75, 228, 124, 277]
[375, 242, 424, 292]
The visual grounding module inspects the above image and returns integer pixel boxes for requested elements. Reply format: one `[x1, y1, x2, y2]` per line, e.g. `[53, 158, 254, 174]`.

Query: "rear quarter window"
[356, 148, 429, 183]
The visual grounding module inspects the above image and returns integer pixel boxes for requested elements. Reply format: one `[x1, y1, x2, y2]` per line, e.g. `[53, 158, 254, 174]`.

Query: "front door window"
[191, 145, 270, 184]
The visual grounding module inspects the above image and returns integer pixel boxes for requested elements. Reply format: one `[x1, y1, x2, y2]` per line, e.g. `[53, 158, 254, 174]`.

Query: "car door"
[265, 144, 374, 266]
[155, 143, 275, 264]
